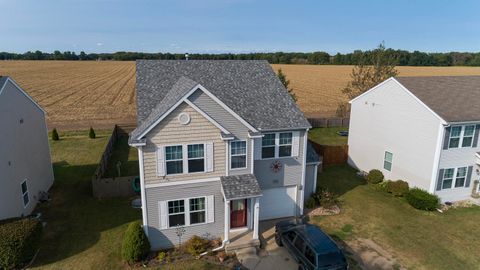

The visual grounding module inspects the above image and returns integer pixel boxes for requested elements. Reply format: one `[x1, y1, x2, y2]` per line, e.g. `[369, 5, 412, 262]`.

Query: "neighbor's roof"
[220, 174, 262, 200]
[135, 60, 310, 131]
[306, 142, 321, 164]
[395, 76, 480, 122]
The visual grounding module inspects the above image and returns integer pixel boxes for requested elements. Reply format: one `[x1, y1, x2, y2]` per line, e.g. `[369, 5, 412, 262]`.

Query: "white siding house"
[349, 76, 480, 203]
[0, 76, 54, 220]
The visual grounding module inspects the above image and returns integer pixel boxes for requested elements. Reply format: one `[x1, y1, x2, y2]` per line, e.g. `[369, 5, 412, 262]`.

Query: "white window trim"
[448, 125, 476, 149]
[163, 142, 210, 176]
[261, 132, 294, 160]
[21, 179, 29, 208]
[278, 132, 293, 158]
[230, 140, 248, 170]
[167, 196, 207, 228]
[187, 143, 206, 173]
[261, 133, 276, 159]
[442, 167, 468, 190]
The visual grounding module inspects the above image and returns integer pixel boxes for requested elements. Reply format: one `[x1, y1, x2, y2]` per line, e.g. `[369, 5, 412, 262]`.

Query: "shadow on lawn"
[316, 164, 366, 196]
[32, 161, 141, 267]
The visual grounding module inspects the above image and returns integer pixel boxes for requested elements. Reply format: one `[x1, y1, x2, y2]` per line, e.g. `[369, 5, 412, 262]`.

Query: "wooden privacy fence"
[92, 125, 119, 181]
[309, 140, 348, 166]
[307, 117, 349, 128]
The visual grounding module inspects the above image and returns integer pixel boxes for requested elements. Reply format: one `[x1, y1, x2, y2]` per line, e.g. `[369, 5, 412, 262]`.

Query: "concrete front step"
[226, 239, 260, 252]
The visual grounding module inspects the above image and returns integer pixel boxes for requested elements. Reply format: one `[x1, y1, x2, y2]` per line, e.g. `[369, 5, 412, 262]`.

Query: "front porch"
[220, 174, 263, 251]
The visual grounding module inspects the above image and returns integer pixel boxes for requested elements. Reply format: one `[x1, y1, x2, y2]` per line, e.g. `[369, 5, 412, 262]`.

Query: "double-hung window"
[454, 167, 467, 188]
[168, 200, 185, 226]
[383, 151, 393, 171]
[189, 197, 206, 224]
[165, 145, 183, 175]
[462, 125, 475, 147]
[167, 197, 206, 228]
[188, 144, 204, 173]
[261, 134, 276, 158]
[231, 141, 247, 169]
[442, 168, 454, 189]
[279, 133, 293, 157]
[21, 180, 29, 207]
[448, 127, 462, 148]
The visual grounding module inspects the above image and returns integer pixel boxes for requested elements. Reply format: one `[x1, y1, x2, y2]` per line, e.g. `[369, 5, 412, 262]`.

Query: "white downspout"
[299, 128, 309, 215]
[429, 123, 446, 194]
[138, 147, 148, 236]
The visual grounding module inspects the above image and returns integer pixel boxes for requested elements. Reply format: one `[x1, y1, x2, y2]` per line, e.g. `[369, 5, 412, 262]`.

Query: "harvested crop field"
[2, 61, 480, 130]
[272, 64, 480, 117]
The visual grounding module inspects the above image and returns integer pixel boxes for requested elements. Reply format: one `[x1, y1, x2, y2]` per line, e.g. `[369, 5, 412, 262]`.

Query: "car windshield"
[317, 251, 346, 267]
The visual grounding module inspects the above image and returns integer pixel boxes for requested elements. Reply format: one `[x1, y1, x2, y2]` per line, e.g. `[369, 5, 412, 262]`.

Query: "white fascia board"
[348, 77, 396, 104]
[2, 77, 47, 115]
[145, 177, 221, 189]
[195, 84, 258, 133]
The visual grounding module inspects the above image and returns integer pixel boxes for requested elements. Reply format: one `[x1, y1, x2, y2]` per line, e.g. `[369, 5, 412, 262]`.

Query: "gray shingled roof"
[220, 174, 262, 200]
[135, 60, 310, 132]
[129, 76, 198, 143]
[306, 141, 321, 164]
[0, 76, 8, 89]
[395, 76, 480, 122]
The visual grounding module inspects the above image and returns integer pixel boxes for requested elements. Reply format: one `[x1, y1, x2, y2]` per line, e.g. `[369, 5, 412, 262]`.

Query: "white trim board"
[145, 177, 220, 189]
[0, 77, 46, 115]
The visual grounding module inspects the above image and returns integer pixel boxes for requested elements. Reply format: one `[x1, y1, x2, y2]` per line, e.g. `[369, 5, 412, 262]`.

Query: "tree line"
[2, 49, 480, 66]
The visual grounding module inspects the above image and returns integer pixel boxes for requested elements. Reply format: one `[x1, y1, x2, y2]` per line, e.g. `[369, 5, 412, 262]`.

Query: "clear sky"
[1, 0, 479, 54]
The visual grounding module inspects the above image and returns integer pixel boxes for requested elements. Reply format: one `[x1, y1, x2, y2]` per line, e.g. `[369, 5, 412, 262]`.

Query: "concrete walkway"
[235, 219, 298, 270]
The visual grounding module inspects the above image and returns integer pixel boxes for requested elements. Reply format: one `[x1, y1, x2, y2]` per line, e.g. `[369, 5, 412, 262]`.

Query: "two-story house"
[348, 76, 480, 203]
[129, 60, 320, 250]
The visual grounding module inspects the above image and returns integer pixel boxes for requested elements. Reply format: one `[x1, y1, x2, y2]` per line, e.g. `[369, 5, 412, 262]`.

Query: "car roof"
[295, 224, 340, 254]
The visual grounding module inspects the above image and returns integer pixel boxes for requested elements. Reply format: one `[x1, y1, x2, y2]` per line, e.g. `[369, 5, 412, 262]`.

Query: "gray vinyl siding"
[145, 181, 224, 250]
[188, 90, 252, 175]
[142, 102, 226, 184]
[304, 164, 317, 200]
[436, 124, 480, 202]
[253, 130, 305, 189]
[0, 80, 54, 220]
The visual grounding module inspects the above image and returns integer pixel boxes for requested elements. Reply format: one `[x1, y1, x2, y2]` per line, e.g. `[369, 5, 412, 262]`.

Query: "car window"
[286, 231, 296, 243]
[318, 251, 346, 268]
[304, 245, 316, 266]
[294, 235, 305, 252]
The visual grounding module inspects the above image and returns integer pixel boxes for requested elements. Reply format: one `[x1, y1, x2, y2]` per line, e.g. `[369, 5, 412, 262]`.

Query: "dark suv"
[275, 219, 348, 270]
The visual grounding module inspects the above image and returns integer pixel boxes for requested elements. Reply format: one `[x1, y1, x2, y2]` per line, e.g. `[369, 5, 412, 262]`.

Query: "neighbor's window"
[21, 180, 29, 207]
[462, 125, 475, 147]
[165, 145, 183, 175]
[442, 168, 454, 189]
[279, 132, 293, 157]
[262, 134, 276, 158]
[448, 126, 462, 148]
[383, 151, 393, 171]
[188, 144, 204, 173]
[454, 167, 467, 188]
[189, 197, 206, 224]
[168, 200, 185, 227]
[231, 141, 247, 169]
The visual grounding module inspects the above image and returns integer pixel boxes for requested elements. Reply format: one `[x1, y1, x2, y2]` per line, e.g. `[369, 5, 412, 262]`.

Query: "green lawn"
[33, 130, 142, 270]
[104, 136, 139, 178]
[309, 127, 349, 146]
[312, 165, 480, 270]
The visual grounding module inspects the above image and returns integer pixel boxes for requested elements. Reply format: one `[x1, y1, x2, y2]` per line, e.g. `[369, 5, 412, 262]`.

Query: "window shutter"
[254, 138, 262, 160]
[472, 125, 480, 147]
[159, 201, 168, 229]
[292, 131, 300, 157]
[443, 127, 451, 150]
[436, 169, 444, 191]
[205, 142, 214, 172]
[206, 195, 215, 223]
[465, 166, 473, 187]
[157, 146, 166, 176]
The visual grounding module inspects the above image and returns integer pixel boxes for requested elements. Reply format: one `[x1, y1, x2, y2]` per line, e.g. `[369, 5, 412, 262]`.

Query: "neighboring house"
[0, 76, 54, 220]
[129, 60, 320, 250]
[348, 76, 480, 203]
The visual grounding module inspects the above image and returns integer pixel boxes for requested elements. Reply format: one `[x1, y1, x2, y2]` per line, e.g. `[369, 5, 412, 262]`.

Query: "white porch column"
[253, 197, 260, 240]
[224, 200, 230, 243]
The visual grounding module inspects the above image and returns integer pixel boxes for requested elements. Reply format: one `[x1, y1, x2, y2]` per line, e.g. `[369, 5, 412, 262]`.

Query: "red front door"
[230, 199, 247, 228]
